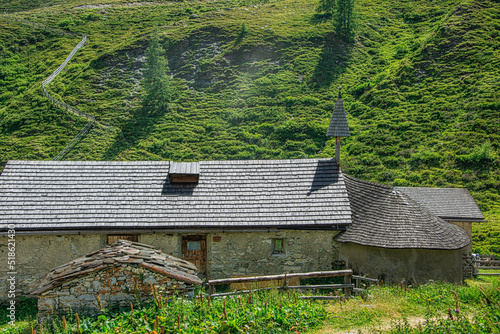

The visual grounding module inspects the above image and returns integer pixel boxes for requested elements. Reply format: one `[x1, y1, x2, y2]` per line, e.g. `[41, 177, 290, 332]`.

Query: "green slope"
[0, 0, 498, 254]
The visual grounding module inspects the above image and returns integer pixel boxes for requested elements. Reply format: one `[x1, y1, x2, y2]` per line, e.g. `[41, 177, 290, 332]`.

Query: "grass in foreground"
[2, 277, 499, 333]
[2, 290, 326, 333]
[310, 276, 500, 334]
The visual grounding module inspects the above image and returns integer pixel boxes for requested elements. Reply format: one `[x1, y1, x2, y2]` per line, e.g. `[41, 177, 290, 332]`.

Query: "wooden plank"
[478, 266, 500, 270]
[299, 296, 346, 300]
[475, 273, 500, 276]
[208, 270, 353, 285]
[211, 287, 276, 298]
[286, 284, 354, 290]
[477, 260, 500, 264]
[352, 275, 378, 283]
[477, 255, 499, 259]
[230, 276, 300, 290]
[170, 175, 199, 183]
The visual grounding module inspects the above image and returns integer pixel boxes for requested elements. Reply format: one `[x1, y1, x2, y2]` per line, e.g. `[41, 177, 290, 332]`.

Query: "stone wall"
[0, 234, 105, 300]
[206, 230, 341, 279]
[0, 230, 340, 299]
[38, 264, 194, 317]
[339, 243, 464, 284]
[448, 221, 475, 280]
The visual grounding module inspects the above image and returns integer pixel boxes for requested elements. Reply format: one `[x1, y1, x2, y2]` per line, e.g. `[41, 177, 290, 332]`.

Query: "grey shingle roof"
[336, 175, 470, 249]
[0, 159, 351, 231]
[31, 239, 201, 295]
[397, 187, 485, 222]
[326, 97, 351, 137]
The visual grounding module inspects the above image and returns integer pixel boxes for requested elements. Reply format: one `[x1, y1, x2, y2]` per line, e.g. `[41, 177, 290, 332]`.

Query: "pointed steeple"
[327, 87, 350, 165]
[326, 87, 351, 138]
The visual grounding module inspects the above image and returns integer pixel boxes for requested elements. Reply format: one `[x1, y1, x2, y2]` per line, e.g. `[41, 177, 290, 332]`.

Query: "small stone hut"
[31, 240, 202, 317]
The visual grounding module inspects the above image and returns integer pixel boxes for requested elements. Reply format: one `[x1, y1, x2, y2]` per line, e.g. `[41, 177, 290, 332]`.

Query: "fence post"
[282, 272, 288, 292]
[344, 274, 352, 298]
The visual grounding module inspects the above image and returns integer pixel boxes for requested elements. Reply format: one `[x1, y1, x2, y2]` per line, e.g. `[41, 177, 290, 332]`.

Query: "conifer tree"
[143, 26, 171, 112]
[334, 0, 355, 41]
[316, 0, 336, 15]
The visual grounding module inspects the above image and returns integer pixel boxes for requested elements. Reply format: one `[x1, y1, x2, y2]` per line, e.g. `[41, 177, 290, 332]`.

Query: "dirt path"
[309, 316, 428, 334]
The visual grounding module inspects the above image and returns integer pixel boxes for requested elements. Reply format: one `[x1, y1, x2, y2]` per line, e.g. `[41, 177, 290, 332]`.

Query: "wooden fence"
[207, 270, 378, 300]
[1, 14, 102, 161]
[474, 254, 500, 276]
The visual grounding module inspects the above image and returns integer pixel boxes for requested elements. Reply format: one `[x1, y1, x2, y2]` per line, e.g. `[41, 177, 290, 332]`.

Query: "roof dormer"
[169, 161, 200, 183]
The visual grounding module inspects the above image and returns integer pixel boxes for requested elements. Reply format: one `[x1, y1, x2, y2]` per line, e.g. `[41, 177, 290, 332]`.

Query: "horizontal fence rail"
[474, 254, 500, 276]
[208, 270, 354, 286]
[2, 15, 99, 160]
[207, 270, 360, 300]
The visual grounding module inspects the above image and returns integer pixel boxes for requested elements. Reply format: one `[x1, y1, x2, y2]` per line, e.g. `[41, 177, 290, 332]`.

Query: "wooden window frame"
[107, 234, 138, 244]
[272, 238, 285, 254]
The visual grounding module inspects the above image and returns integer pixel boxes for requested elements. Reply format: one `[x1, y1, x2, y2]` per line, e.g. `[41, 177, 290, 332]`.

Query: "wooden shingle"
[336, 175, 471, 249]
[397, 187, 485, 222]
[0, 159, 351, 231]
[326, 95, 351, 138]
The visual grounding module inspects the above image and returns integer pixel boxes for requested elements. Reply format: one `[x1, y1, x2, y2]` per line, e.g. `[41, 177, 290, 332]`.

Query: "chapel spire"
[327, 86, 351, 165]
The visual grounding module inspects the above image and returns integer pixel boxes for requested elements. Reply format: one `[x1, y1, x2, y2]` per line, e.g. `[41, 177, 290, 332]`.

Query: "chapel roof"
[0, 159, 351, 231]
[326, 90, 351, 138]
[336, 175, 471, 249]
[31, 239, 201, 295]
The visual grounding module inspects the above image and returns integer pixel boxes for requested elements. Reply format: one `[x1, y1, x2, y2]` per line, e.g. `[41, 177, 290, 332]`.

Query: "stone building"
[0, 92, 485, 299]
[32, 239, 201, 316]
[337, 175, 481, 283]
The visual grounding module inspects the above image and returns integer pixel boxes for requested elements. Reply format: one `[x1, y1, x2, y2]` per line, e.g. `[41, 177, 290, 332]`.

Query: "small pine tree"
[334, 0, 355, 41]
[240, 22, 249, 36]
[316, 0, 336, 14]
[143, 26, 171, 112]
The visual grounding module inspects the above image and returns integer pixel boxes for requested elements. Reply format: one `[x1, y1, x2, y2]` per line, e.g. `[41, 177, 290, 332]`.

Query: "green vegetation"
[0, 297, 37, 327]
[0, 0, 498, 251]
[143, 26, 172, 113]
[311, 277, 500, 333]
[334, 0, 356, 41]
[2, 278, 499, 333]
[2, 290, 326, 333]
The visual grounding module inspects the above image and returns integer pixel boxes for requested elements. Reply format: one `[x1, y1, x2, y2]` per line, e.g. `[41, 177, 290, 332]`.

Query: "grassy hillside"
[0, 0, 498, 253]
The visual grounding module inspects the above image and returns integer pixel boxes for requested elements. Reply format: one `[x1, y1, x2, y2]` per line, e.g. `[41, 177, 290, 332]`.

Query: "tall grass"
[3, 290, 326, 334]
[313, 277, 500, 333]
[3, 278, 499, 333]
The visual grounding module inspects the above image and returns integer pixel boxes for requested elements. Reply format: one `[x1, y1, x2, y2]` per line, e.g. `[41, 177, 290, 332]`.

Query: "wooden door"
[182, 235, 206, 276]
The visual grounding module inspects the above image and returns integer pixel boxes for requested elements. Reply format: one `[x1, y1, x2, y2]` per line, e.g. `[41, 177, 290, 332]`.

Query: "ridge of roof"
[31, 240, 201, 295]
[337, 174, 471, 250]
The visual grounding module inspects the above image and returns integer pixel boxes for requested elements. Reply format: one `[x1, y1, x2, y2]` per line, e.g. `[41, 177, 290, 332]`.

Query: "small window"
[107, 235, 138, 244]
[187, 241, 201, 251]
[272, 238, 284, 254]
